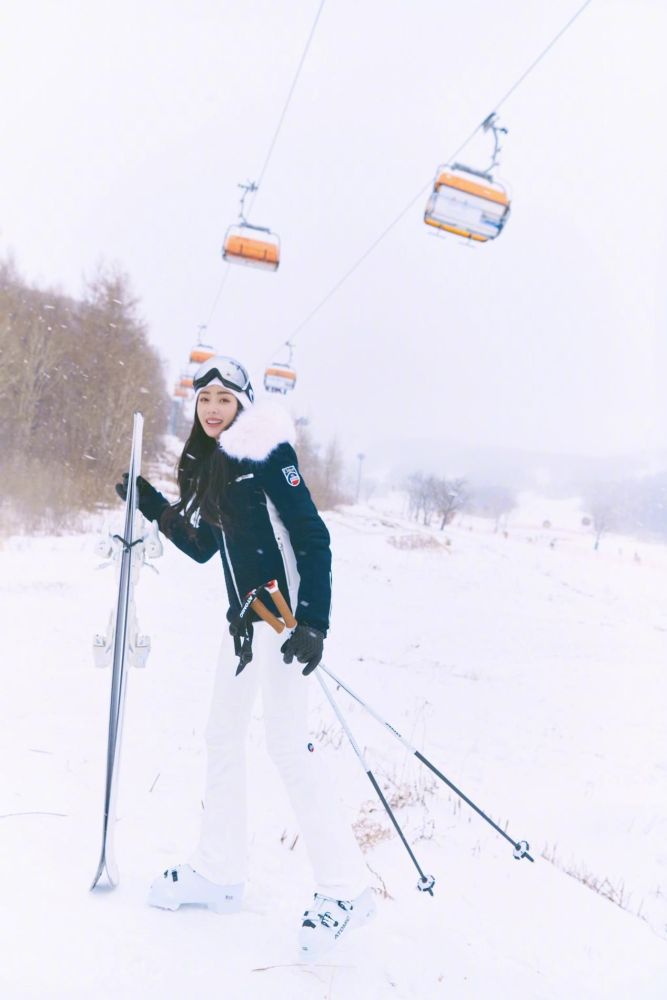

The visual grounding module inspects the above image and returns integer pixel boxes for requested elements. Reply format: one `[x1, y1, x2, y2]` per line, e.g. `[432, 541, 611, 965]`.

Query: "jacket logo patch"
[282, 465, 301, 487]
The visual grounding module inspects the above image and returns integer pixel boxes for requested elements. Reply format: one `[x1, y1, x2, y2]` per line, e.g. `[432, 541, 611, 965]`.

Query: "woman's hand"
[115, 474, 169, 523]
[281, 625, 324, 676]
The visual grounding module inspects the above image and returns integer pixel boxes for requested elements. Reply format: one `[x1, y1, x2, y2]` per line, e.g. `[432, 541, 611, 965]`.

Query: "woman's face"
[197, 387, 240, 438]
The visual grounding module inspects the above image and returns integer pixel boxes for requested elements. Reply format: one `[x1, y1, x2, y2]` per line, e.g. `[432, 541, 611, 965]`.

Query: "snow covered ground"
[1, 495, 666, 998]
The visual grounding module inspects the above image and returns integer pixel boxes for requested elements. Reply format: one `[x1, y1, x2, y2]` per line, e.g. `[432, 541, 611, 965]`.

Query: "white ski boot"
[298, 886, 376, 962]
[147, 865, 243, 915]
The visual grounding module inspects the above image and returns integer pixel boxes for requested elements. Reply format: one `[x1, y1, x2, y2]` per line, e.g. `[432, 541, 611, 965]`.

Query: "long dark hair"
[174, 409, 235, 526]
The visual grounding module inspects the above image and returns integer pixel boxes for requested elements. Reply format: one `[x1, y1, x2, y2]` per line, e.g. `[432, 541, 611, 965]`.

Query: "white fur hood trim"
[218, 397, 296, 462]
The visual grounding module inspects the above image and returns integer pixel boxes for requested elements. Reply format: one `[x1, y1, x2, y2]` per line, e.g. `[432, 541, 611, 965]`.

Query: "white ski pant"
[190, 623, 368, 899]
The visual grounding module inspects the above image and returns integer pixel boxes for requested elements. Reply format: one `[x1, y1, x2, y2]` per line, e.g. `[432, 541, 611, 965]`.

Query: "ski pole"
[233, 582, 296, 675]
[316, 671, 436, 896]
[251, 597, 284, 633]
[319, 664, 533, 864]
[264, 579, 297, 628]
[238, 583, 285, 634]
[248, 579, 299, 633]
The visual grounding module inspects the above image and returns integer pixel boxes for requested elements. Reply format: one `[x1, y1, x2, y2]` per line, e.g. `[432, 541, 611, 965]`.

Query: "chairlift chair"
[189, 343, 216, 365]
[424, 164, 510, 242]
[264, 363, 297, 394]
[222, 179, 280, 271]
[173, 384, 189, 399]
[179, 374, 194, 389]
[425, 113, 510, 243]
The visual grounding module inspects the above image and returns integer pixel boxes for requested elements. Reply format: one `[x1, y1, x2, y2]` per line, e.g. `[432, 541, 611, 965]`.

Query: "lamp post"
[356, 453, 365, 504]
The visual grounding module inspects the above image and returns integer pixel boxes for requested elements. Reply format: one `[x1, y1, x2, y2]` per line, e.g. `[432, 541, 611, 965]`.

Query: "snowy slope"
[0, 499, 666, 999]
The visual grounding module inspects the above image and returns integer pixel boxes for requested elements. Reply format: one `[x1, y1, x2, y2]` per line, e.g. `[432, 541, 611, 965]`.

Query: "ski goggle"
[193, 356, 253, 399]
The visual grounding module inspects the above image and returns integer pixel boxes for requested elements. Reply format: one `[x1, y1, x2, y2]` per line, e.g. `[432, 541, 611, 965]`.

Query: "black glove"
[281, 625, 325, 676]
[115, 473, 169, 523]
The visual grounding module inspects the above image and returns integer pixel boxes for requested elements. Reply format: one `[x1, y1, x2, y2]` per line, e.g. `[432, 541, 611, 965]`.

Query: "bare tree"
[584, 483, 625, 551]
[434, 477, 468, 530]
[405, 473, 469, 529]
[405, 472, 438, 525]
[467, 484, 517, 533]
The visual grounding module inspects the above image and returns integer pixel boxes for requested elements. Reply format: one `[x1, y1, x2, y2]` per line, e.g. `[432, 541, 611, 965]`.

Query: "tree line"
[0, 258, 169, 531]
[405, 467, 667, 549]
[405, 472, 517, 532]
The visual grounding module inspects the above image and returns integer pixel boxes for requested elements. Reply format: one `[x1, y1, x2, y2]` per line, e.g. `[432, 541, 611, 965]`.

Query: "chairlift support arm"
[480, 112, 508, 174]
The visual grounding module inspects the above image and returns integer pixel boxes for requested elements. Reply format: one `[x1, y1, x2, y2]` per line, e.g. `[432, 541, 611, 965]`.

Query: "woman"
[118, 355, 373, 959]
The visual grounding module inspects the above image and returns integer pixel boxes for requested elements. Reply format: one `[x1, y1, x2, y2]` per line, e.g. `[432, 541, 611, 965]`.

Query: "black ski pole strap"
[230, 579, 288, 675]
[233, 622, 254, 676]
[237, 584, 262, 621]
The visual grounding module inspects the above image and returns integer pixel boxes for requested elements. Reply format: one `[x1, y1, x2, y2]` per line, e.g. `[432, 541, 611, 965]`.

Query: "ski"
[90, 412, 156, 890]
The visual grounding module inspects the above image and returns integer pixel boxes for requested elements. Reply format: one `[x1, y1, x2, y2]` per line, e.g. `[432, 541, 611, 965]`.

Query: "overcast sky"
[2, 0, 665, 470]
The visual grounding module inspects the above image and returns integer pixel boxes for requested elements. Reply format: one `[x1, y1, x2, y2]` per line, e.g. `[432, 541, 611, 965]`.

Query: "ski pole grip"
[251, 598, 285, 634]
[265, 580, 297, 628]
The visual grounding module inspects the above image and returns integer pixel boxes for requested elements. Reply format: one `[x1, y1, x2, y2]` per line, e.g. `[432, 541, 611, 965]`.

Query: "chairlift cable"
[273, 0, 594, 356]
[204, 266, 232, 329]
[247, 0, 327, 217]
[201, 0, 326, 333]
[490, 0, 594, 117]
[288, 183, 431, 343]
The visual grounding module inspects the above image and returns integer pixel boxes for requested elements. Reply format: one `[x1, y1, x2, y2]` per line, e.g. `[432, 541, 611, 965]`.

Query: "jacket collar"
[218, 397, 295, 462]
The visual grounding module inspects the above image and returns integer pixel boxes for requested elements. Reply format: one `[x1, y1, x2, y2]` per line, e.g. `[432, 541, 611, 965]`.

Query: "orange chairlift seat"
[179, 374, 194, 389]
[173, 384, 189, 399]
[424, 113, 510, 243]
[189, 343, 216, 365]
[223, 223, 280, 271]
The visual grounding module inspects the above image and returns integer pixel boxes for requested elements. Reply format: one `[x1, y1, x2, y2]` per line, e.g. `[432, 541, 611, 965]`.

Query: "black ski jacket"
[156, 400, 332, 634]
